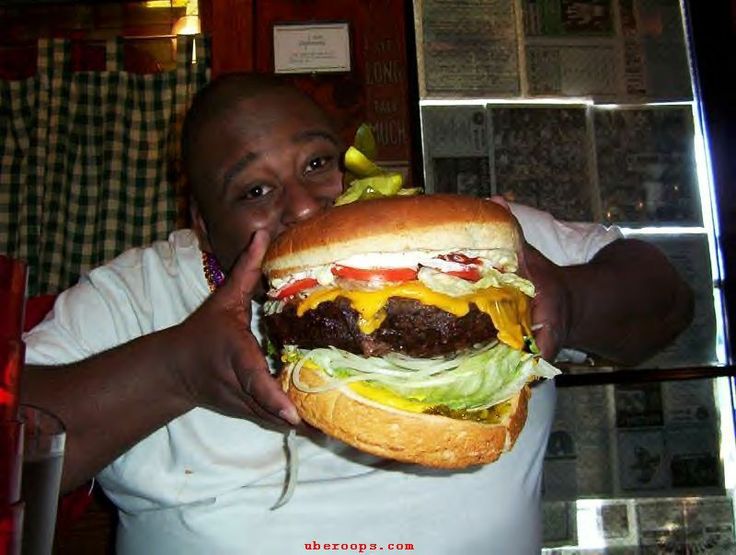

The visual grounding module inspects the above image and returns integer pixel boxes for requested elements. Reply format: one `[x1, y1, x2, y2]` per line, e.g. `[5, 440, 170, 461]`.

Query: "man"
[22, 74, 693, 554]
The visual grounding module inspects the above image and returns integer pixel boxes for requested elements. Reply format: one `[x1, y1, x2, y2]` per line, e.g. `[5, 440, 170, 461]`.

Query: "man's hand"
[172, 230, 300, 427]
[518, 244, 572, 361]
[486, 195, 570, 361]
[522, 237, 693, 366]
[486, 195, 693, 365]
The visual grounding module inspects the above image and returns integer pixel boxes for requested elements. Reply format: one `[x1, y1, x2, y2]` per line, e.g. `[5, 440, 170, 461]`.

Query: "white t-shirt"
[24, 203, 621, 555]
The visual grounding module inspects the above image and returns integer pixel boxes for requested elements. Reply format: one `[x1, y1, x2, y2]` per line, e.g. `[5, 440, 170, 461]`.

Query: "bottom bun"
[280, 363, 531, 469]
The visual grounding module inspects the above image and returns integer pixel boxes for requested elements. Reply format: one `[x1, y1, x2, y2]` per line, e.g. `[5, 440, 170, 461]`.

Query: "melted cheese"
[347, 381, 511, 423]
[297, 282, 531, 350]
[347, 381, 432, 413]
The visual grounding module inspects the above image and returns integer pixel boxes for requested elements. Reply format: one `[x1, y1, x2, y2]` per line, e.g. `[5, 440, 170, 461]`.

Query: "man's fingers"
[516, 238, 543, 281]
[243, 365, 300, 425]
[242, 394, 287, 427]
[247, 368, 300, 425]
[533, 326, 554, 361]
[532, 319, 560, 361]
[233, 343, 301, 426]
[212, 388, 275, 422]
[486, 195, 510, 210]
[227, 229, 271, 296]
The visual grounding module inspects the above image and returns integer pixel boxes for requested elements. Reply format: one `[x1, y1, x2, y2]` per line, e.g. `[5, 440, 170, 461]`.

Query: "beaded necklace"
[202, 251, 225, 292]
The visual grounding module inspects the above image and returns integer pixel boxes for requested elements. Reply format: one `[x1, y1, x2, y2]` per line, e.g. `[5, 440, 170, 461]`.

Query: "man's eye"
[241, 183, 272, 200]
[305, 156, 333, 174]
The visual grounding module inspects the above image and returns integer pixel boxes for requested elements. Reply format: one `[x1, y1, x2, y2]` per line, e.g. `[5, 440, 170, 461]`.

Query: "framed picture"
[273, 23, 351, 74]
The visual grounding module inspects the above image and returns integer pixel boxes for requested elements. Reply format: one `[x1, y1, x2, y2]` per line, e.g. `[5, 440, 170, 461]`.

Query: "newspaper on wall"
[542, 378, 729, 550]
[543, 378, 723, 500]
[543, 496, 736, 551]
[682, 497, 736, 552]
[526, 42, 620, 98]
[542, 501, 577, 547]
[593, 105, 701, 226]
[489, 104, 597, 221]
[416, 0, 692, 101]
[543, 385, 614, 500]
[420, 105, 492, 197]
[521, 0, 691, 101]
[635, 497, 736, 551]
[523, 0, 616, 36]
[614, 379, 722, 497]
[421, 0, 521, 96]
[421, 104, 704, 228]
[625, 0, 692, 100]
[522, 0, 620, 98]
[421, 103, 599, 221]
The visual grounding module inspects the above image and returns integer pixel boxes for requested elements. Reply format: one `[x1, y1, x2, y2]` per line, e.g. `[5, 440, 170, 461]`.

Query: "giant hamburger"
[262, 194, 559, 469]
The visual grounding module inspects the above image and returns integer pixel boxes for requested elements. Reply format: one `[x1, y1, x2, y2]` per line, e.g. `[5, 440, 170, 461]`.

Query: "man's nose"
[282, 180, 323, 226]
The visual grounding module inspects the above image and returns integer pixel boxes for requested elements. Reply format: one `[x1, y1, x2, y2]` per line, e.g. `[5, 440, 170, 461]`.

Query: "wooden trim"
[208, 0, 255, 77]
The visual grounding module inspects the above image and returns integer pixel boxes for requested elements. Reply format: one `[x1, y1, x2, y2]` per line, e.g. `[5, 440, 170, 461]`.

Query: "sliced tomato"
[331, 265, 418, 282]
[445, 267, 482, 281]
[272, 277, 319, 299]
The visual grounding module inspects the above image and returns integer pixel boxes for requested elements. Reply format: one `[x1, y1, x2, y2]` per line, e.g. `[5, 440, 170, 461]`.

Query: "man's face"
[190, 90, 343, 272]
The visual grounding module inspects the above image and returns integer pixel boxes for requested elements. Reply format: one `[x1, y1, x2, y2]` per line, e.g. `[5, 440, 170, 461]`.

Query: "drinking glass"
[19, 406, 65, 555]
[0, 420, 23, 505]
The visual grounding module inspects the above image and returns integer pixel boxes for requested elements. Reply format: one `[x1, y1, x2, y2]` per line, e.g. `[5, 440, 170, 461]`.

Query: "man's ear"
[190, 197, 213, 253]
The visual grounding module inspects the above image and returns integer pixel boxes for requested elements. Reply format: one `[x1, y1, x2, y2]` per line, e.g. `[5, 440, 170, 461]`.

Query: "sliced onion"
[270, 429, 299, 510]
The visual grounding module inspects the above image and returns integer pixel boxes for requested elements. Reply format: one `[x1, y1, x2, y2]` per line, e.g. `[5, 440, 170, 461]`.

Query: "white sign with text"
[273, 23, 351, 74]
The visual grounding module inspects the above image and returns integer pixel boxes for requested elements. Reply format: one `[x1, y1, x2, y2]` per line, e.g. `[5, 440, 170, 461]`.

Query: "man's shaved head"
[180, 72, 343, 272]
[182, 73, 295, 193]
[181, 73, 335, 204]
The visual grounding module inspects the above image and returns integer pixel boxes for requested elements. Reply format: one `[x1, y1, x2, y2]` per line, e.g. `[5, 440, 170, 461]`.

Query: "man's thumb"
[227, 230, 270, 294]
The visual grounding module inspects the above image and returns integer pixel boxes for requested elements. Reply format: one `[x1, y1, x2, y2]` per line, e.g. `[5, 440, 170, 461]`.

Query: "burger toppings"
[267, 297, 499, 358]
[424, 402, 513, 424]
[283, 341, 559, 415]
[261, 194, 563, 474]
[444, 267, 482, 282]
[265, 253, 536, 351]
[265, 242, 553, 423]
[331, 265, 418, 282]
[267, 248, 518, 291]
[292, 280, 530, 348]
[272, 277, 319, 300]
[438, 253, 481, 265]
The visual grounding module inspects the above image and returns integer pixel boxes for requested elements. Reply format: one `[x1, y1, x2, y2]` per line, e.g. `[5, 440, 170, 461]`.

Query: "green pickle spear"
[343, 146, 382, 177]
[353, 123, 377, 161]
[335, 123, 422, 205]
[335, 174, 404, 206]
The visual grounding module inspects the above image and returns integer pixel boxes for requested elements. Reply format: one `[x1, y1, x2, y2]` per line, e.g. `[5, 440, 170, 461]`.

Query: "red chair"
[1, 256, 28, 422]
[0, 255, 27, 341]
[24, 296, 56, 332]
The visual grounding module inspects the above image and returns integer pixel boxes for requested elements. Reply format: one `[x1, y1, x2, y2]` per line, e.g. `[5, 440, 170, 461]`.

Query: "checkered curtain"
[0, 36, 210, 295]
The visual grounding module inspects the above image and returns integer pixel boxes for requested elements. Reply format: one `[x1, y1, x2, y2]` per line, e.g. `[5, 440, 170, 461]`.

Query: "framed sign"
[273, 23, 351, 74]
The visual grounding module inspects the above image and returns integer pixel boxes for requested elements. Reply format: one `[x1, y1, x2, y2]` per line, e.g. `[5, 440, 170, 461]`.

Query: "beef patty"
[265, 296, 497, 358]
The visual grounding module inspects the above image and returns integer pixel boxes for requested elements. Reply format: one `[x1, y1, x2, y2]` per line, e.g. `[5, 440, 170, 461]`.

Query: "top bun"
[263, 194, 522, 278]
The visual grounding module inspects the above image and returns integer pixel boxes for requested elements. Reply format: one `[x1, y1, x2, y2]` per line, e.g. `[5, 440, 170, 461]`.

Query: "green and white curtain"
[0, 36, 210, 295]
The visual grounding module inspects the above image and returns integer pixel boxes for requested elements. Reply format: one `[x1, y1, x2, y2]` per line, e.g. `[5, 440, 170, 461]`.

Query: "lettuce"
[418, 266, 535, 298]
[286, 342, 559, 411]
